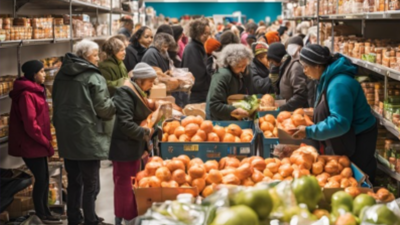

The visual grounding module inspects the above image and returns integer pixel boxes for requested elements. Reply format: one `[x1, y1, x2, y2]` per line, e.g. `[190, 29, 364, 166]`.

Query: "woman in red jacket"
[8, 60, 61, 224]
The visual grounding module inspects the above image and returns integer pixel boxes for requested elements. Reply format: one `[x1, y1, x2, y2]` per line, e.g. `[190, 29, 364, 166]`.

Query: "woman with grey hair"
[53, 39, 115, 225]
[205, 44, 254, 120]
[141, 32, 176, 73]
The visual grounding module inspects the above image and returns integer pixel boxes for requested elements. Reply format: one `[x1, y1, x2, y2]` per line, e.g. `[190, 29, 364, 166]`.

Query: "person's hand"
[292, 125, 307, 139]
[231, 108, 249, 118]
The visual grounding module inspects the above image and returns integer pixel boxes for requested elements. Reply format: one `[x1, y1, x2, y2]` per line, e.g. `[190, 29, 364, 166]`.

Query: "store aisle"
[96, 164, 115, 224]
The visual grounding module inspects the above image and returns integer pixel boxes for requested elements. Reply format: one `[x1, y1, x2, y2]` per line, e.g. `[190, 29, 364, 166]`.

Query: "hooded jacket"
[52, 53, 116, 160]
[278, 55, 309, 111]
[306, 57, 376, 140]
[250, 58, 273, 94]
[99, 56, 128, 97]
[181, 39, 210, 103]
[8, 78, 53, 158]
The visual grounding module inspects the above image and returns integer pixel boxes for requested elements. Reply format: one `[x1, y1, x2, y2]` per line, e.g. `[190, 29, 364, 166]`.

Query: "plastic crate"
[257, 110, 280, 118]
[255, 119, 279, 158]
[160, 121, 256, 161]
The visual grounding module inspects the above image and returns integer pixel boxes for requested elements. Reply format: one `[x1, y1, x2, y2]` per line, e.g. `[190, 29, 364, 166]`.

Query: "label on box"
[207, 153, 221, 158]
[240, 147, 250, 154]
[183, 144, 199, 151]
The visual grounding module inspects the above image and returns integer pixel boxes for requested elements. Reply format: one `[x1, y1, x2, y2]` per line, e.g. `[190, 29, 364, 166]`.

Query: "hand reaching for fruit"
[231, 108, 249, 119]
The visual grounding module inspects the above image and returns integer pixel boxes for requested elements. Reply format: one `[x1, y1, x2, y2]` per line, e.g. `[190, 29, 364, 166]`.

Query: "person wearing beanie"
[265, 31, 280, 45]
[124, 26, 153, 72]
[182, 18, 211, 104]
[109, 62, 157, 224]
[53, 39, 115, 225]
[156, 24, 174, 36]
[204, 38, 221, 77]
[267, 42, 308, 111]
[9, 60, 61, 224]
[250, 42, 273, 94]
[241, 22, 258, 46]
[294, 44, 377, 182]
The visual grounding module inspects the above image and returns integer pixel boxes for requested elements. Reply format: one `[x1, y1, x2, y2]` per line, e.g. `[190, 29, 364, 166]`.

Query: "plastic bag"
[171, 68, 195, 90]
[360, 199, 400, 225]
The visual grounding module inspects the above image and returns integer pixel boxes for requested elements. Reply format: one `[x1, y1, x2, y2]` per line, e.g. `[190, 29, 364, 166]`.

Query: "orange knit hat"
[204, 38, 221, 55]
[265, 31, 280, 45]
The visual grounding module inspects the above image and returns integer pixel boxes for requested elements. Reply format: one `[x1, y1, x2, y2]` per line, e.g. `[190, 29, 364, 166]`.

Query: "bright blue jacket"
[305, 57, 376, 141]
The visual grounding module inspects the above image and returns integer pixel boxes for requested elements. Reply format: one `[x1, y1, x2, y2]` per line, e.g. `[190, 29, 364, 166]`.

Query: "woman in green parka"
[206, 44, 254, 120]
[99, 36, 129, 96]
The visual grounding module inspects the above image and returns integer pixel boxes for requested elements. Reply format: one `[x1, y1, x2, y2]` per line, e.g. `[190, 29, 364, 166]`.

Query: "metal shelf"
[341, 54, 400, 82]
[0, 36, 108, 49]
[71, 0, 110, 12]
[320, 11, 400, 20]
[112, 9, 133, 16]
[284, 16, 317, 21]
[372, 110, 400, 139]
[72, 36, 108, 41]
[377, 163, 400, 182]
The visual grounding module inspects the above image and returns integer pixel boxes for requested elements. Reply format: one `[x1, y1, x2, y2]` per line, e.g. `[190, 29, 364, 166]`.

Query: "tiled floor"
[61, 164, 115, 225]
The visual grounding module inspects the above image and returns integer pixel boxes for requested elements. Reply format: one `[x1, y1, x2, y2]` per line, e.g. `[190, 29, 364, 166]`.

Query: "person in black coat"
[250, 42, 273, 94]
[181, 18, 211, 103]
[123, 26, 153, 72]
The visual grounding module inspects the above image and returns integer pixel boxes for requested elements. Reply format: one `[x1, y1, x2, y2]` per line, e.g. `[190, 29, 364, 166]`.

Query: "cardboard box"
[149, 83, 167, 99]
[134, 187, 198, 216]
[6, 196, 34, 219]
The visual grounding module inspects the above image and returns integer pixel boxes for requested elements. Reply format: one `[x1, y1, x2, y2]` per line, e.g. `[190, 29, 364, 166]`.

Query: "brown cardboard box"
[134, 187, 198, 216]
[149, 83, 167, 99]
[6, 196, 34, 219]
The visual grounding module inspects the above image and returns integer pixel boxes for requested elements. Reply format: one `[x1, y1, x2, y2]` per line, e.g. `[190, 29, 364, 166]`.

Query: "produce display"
[259, 109, 314, 138]
[231, 94, 260, 116]
[161, 116, 254, 143]
[258, 94, 276, 111]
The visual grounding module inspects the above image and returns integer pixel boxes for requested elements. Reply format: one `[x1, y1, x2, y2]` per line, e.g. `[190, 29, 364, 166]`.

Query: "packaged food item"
[389, 143, 400, 172]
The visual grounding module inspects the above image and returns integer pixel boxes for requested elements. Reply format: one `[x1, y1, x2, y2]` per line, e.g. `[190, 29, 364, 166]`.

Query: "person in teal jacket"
[293, 44, 377, 182]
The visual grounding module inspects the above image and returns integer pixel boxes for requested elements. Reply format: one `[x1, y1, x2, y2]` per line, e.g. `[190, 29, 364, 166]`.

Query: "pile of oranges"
[161, 116, 254, 143]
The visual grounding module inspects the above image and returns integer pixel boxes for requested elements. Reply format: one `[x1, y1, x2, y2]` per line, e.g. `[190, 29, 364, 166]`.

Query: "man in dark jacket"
[250, 42, 273, 94]
[141, 32, 175, 73]
[52, 40, 115, 225]
[268, 39, 308, 111]
[117, 17, 133, 39]
[181, 18, 211, 103]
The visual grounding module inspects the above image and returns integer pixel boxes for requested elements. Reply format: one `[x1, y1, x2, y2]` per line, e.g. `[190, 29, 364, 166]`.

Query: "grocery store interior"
[1, 0, 400, 224]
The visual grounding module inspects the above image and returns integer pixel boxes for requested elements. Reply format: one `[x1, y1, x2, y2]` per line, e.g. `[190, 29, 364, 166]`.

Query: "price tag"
[240, 147, 250, 154]
[183, 144, 199, 151]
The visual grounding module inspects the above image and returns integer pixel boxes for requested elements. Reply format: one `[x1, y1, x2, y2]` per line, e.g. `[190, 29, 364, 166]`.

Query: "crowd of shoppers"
[7, 15, 377, 225]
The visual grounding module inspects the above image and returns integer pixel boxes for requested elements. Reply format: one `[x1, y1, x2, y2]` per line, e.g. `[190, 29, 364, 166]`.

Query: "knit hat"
[267, 43, 287, 62]
[133, 63, 157, 79]
[252, 42, 268, 56]
[156, 24, 173, 36]
[265, 31, 280, 45]
[219, 31, 240, 49]
[246, 34, 257, 41]
[300, 44, 332, 65]
[22, 60, 44, 82]
[204, 38, 221, 55]
[171, 25, 183, 42]
[287, 36, 304, 47]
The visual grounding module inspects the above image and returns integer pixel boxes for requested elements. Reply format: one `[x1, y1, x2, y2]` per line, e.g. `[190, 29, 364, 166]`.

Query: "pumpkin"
[213, 125, 226, 141]
[226, 124, 242, 137]
[185, 123, 200, 138]
[207, 132, 220, 142]
[200, 120, 214, 133]
[168, 134, 179, 142]
[155, 167, 171, 181]
[188, 164, 206, 179]
[171, 169, 186, 185]
[174, 126, 185, 138]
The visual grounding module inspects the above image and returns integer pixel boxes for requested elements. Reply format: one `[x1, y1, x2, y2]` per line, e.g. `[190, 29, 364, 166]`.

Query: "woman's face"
[137, 78, 155, 92]
[34, 68, 46, 84]
[200, 26, 211, 44]
[231, 58, 249, 74]
[257, 53, 269, 68]
[86, 49, 100, 66]
[139, 29, 153, 48]
[115, 47, 126, 61]
[300, 61, 323, 80]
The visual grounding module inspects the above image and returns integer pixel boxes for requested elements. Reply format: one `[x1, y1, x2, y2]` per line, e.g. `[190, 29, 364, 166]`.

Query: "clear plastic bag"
[171, 68, 195, 90]
[360, 199, 400, 225]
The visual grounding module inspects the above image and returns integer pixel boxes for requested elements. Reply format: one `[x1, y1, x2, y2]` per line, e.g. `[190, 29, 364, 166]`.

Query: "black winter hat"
[22, 60, 44, 82]
[287, 36, 304, 47]
[267, 43, 287, 62]
[300, 44, 332, 65]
